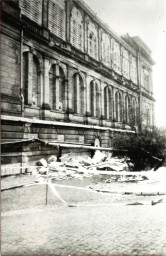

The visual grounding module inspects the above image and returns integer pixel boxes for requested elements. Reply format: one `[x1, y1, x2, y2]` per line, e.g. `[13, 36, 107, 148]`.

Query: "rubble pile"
[34, 151, 141, 182]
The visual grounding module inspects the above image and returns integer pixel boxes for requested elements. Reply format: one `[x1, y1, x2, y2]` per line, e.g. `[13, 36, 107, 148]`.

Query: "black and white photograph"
[1, 0, 166, 255]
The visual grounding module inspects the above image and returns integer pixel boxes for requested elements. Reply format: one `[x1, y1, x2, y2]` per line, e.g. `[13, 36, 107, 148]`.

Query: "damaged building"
[1, 0, 155, 175]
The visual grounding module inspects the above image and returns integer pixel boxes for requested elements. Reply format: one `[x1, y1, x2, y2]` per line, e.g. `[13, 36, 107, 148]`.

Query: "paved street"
[1, 203, 166, 255]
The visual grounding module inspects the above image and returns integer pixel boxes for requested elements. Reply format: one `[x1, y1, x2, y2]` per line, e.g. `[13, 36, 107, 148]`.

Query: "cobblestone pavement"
[1, 203, 166, 255]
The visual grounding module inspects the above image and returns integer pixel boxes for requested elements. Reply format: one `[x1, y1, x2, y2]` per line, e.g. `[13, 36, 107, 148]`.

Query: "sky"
[84, 0, 166, 127]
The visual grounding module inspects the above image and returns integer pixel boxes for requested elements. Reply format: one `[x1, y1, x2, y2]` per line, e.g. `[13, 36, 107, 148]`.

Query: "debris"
[127, 202, 144, 205]
[37, 158, 48, 167]
[38, 167, 48, 175]
[92, 151, 107, 164]
[151, 199, 163, 205]
[48, 155, 57, 164]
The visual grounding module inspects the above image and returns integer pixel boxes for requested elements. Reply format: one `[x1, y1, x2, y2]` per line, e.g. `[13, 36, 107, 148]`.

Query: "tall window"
[144, 71, 150, 91]
[131, 56, 137, 83]
[70, 7, 84, 51]
[49, 64, 56, 110]
[73, 74, 84, 115]
[112, 41, 121, 72]
[90, 81, 100, 117]
[132, 98, 137, 125]
[23, 52, 40, 107]
[146, 109, 150, 127]
[88, 21, 98, 60]
[102, 33, 111, 66]
[32, 56, 40, 106]
[115, 91, 122, 122]
[20, 0, 42, 25]
[104, 86, 112, 120]
[49, 65, 66, 111]
[48, 0, 66, 40]
[125, 96, 130, 124]
[59, 67, 65, 111]
[123, 49, 129, 78]
[23, 52, 28, 105]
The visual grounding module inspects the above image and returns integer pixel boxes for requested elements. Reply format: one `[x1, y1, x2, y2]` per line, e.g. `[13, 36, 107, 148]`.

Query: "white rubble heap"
[33, 151, 157, 182]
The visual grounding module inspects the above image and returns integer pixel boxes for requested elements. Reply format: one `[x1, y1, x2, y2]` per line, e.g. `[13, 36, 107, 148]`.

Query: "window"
[49, 65, 56, 110]
[112, 41, 121, 72]
[23, 52, 41, 107]
[20, 0, 42, 25]
[132, 98, 137, 125]
[104, 86, 112, 120]
[115, 91, 122, 122]
[131, 56, 137, 83]
[32, 56, 40, 106]
[123, 49, 129, 78]
[48, 0, 66, 40]
[88, 21, 98, 60]
[49, 64, 66, 111]
[73, 73, 84, 115]
[70, 7, 84, 51]
[125, 96, 130, 124]
[90, 81, 100, 117]
[59, 67, 66, 111]
[102, 33, 111, 66]
[23, 52, 28, 105]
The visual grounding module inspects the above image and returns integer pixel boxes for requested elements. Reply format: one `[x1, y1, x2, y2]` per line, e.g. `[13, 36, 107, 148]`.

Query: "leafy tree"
[112, 128, 166, 171]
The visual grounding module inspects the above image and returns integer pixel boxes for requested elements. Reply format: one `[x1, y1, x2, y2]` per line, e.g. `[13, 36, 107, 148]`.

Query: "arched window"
[115, 91, 122, 122]
[23, 52, 28, 105]
[73, 73, 84, 115]
[102, 33, 111, 66]
[146, 109, 150, 127]
[144, 70, 150, 91]
[88, 21, 98, 60]
[94, 137, 101, 147]
[125, 96, 130, 124]
[132, 98, 137, 125]
[104, 86, 112, 120]
[32, 55, 40, 107]
[49, 65, 66, 111]
[123, 49, 129, 78]
[23, 52, 41, 107]
[59, 67, 65, 111]
[131, 56, 137, 83]
[48, 0, 66, 40]
[70, 7, 84, 51]
[49, 64, 56, 110]
[112, 41, 121, 72]
[90, 81, 100, 117]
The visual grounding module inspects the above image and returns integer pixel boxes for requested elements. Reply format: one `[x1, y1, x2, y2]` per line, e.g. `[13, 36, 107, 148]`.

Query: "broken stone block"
[38, 167, 48, 175]
[37, 158, 48, 167]
[48, 155, 57, 164]
[92, 151, 107, 164]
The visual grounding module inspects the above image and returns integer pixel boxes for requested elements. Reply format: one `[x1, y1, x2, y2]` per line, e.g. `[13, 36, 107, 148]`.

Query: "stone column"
[43, 57, 50, 109]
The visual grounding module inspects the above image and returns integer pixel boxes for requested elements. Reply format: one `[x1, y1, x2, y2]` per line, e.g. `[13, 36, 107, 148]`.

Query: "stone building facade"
[1, 0, 155, 170]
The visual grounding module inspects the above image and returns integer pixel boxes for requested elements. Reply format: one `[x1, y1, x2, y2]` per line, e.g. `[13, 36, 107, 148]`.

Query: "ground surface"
[1, 172, 166, 255]
[2, 204, 166, 255]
